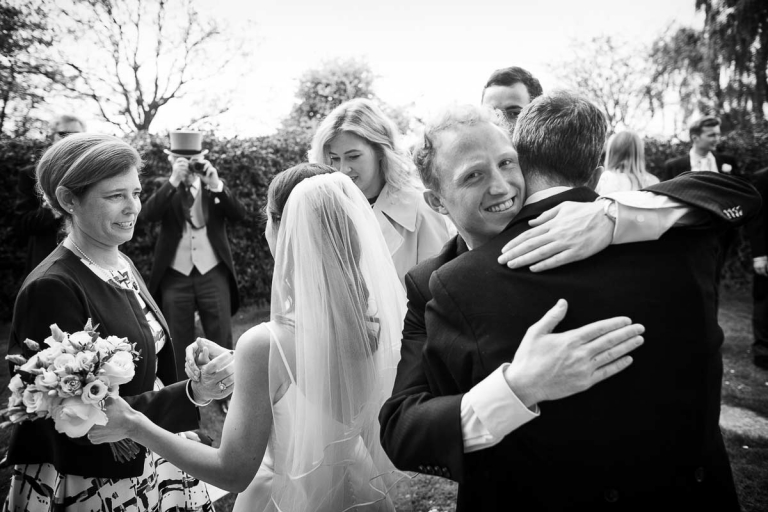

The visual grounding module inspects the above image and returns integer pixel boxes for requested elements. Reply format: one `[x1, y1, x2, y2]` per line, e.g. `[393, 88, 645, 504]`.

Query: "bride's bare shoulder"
[234, 323, 271, 363]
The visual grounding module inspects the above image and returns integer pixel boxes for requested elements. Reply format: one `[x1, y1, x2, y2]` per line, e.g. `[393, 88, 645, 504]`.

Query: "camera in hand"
[191, 161, 207, 175]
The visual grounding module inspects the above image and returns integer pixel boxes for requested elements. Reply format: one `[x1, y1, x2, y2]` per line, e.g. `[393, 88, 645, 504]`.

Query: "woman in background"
[309, 98, 452, 283]
[596, 130, 660, 194]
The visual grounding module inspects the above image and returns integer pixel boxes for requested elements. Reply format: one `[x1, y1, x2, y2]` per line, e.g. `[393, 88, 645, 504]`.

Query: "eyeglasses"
[56, 131, 80, 138]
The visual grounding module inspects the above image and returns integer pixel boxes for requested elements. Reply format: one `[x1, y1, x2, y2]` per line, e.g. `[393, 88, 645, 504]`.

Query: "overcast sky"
[88, 0, 704, 137]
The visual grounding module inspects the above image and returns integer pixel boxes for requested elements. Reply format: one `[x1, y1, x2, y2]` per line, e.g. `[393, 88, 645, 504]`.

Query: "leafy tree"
[0, 0, 62, 137]
[696, 0, 768, 123]
[284, 57, 377, 131]
[54, 0, 254, 133]
[550, 36, 654, 132]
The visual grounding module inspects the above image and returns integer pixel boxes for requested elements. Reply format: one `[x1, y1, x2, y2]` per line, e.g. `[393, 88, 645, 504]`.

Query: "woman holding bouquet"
[4, 133, 232, 511]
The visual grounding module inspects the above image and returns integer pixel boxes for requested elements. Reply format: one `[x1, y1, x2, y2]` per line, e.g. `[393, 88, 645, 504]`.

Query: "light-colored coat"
[373, 184, 453, 284]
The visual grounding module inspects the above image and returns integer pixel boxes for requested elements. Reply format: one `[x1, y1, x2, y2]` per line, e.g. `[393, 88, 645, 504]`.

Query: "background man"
[480, 66, 543, 128]
[423, 92, 757, 510]
[141, 131, 246, 413]
[14, 114, 86, 276]
[663, 116, 739, 180]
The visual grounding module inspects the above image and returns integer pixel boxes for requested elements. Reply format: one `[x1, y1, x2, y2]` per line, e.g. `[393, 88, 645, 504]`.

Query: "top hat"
[164, 131, 208, 157]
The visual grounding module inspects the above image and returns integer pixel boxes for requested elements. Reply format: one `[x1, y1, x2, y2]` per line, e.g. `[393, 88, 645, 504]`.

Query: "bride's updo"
[266, 163, 334, 225]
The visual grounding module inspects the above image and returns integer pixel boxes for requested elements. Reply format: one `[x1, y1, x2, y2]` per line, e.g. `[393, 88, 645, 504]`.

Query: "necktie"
[180, 185, 195, 225]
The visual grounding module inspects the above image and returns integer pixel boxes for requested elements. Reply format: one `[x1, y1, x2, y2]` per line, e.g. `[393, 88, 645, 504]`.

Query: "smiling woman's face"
[327, 131, 384, 199]
[71, 167, 142, 250]
[426, 122, 525, 249]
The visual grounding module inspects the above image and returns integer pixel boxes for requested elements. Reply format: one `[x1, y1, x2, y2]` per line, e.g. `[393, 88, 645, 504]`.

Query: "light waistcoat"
[170, 185, 221, 275]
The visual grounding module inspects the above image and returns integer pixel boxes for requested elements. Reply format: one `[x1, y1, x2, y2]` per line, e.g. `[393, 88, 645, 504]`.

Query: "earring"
[70, 208, 74, 212]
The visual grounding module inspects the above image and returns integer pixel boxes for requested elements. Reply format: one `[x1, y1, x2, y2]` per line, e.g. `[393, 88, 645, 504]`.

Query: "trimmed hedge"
[0, 128, 311, 320]
[1, 125, 766, 320]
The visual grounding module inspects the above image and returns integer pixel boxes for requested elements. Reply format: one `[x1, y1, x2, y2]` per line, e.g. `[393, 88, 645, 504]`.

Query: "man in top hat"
[140, 131, 246, 412]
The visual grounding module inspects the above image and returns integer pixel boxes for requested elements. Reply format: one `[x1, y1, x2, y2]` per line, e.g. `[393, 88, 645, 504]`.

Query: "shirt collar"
[524, 186, 573, 206]
[374, 183, 419, 232]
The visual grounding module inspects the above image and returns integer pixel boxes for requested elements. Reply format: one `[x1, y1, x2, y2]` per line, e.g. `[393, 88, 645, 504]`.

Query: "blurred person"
[480, 66, 543, 128]
[91, 166, 410, 511]
[309, 98, 452, 283]
[664, 116, 741, 285]
[4, 133, 233, 511]
[663, 116, 739, 180]
[596, 130, 659, 194]
[421, 93, 756, 510]
[14, 114, 86, 277]
[140, 131, 246, 413]
[747, 167, 768, 370]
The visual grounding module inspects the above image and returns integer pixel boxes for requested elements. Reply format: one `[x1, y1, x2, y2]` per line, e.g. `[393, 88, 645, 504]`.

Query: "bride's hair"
[267, 166, 379, 354]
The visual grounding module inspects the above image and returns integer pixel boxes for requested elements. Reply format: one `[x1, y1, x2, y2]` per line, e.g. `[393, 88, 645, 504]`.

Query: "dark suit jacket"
[424, 176, 759, 511]
[140, 179, 247, 314]
[379, 235, 468, 481]
[380, 171, 759, 491]
[662, 152, 739, 181]
[748, 168, 768, 259]
[14, 164, 64, 275]
[6, 245, 199, 478]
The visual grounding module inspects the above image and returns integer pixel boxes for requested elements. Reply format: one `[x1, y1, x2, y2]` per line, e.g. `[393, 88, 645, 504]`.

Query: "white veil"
[268, 173, 409, 511]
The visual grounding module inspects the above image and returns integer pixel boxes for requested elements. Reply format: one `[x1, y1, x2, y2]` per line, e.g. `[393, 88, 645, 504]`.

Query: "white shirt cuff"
[461, 363, 539, 453]
[602, 191, 704, 244]
[208, 179, 225, 193]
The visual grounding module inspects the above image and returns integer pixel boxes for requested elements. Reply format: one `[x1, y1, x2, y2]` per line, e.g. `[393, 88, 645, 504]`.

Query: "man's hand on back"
[505, 299, 644, 408]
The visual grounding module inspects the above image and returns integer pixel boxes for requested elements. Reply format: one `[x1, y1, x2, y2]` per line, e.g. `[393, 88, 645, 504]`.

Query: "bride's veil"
[268, 173, 408, 511]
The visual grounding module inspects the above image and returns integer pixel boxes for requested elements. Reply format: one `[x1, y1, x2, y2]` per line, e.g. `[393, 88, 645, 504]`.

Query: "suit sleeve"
[747, 171, 768, 258]
[139, 180, 178, 223]
[211, 183, 247, 222]
[644, 171, 762, 226]
[378, 272, 465, 482]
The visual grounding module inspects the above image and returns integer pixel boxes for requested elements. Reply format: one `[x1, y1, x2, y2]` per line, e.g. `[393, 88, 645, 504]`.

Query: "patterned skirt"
[2, 441, 215, 512]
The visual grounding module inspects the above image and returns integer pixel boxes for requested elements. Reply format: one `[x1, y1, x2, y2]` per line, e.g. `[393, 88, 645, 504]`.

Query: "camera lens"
[192, 161, 206, 173]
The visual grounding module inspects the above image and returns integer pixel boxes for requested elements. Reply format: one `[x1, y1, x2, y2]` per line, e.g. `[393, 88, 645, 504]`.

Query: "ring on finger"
[218, 381, 227, 391]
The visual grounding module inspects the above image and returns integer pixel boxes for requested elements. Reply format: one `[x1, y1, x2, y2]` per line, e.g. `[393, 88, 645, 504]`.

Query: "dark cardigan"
[5, 245, 200, 478]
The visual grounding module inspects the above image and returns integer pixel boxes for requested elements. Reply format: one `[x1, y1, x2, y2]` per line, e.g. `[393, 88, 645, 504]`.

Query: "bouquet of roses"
[1, 319, 142, 462]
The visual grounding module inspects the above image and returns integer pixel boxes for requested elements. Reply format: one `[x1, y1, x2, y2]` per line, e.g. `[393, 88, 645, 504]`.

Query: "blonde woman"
[309, 98, 452, 283]
[596, 130, 660, 194]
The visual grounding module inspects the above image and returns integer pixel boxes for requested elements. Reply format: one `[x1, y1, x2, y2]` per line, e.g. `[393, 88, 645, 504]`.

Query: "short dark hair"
[482, 67, 544, 102]
[37, 133, 141, 218]
[267, 163, 335, 223]
[689, 116, 720, 139]
[513, 91, 607, 187]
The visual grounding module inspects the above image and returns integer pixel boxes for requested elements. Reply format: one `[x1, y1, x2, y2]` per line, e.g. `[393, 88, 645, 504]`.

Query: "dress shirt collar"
[524, 186, 573, 206]
[689, 148, 718, 172]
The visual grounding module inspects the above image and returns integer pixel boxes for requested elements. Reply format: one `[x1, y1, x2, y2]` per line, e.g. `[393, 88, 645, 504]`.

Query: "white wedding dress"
[233, 174, 409, 512]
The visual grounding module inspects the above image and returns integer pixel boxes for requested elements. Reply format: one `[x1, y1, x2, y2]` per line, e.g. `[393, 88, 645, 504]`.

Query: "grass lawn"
[0, 286, 765, 511]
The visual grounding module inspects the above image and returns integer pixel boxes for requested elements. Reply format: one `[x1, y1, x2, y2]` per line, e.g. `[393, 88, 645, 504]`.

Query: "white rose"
[81, 378, 110, 405]
[49, 324, 67, 343]
[34, 370, 59, 390]
[52, 353, 77, 376]
[94, 338, 114, 358]
[100, 351, 135, 386]
[43, 336, 63, 352]
[18, 354, 41, 373]
[75, 351, 97, 372]
[37, 347, 61, 368]
[8, 374, 25, 395]
[22, 386, 55, 415]
[69, 331, 93, 351]
[51, 396, 107, 438]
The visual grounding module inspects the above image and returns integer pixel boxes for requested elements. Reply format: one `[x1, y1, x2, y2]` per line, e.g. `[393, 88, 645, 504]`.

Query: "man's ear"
[55, 185, 76, 213]
[424, 189, 448, 215]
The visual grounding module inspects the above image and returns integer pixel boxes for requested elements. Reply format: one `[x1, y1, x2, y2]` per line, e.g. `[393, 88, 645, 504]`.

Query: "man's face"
[692, 125, 720, 153]
[481, 83, 532, 128]
[52, 120, 84, 142]
[425, 122, 526, 249]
